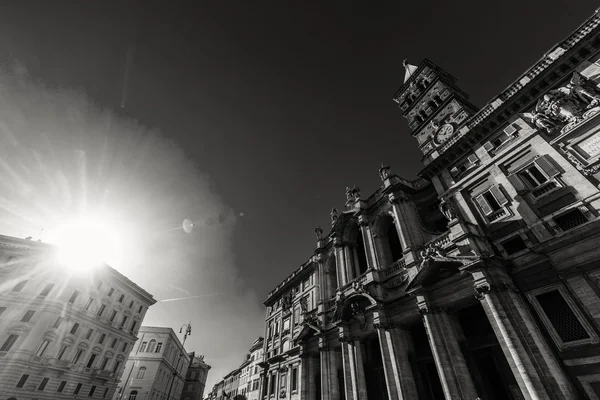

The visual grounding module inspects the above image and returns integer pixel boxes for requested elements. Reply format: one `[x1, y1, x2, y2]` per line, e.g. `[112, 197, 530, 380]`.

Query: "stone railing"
[381, 258, 407, 280]
[429, 230, 452, 249]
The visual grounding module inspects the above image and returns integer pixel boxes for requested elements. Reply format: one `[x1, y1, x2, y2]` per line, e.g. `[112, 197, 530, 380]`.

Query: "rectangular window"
[74, 383, 82, 394]
[86, 328, 93, 339]
[130, 320, 137, 332]
[57, 345, 68, 360]
[57, 380, 67, 392]
[73, 349, 84, 364]
[112, 360, 121, 373]
[36, 340, 51, 357]
[269, 374, 276, 394]
[474, 185, 509, 221]
[138, 305, 143, 313]
[89, 385, 97, 396]
[15, 373, 29, 388]
[0, 307, 6, 316]
[139, 341, 147, 352]
[38, 377, 49, 390]
[101, 356, 109, 370]
[501, 235, 528, 255]
[118, 294, 124, 303]
[536, 289, 590, 343]
[292, 367, 298, 391]
[283, 318, 290, 331]
[120, 315, 128, 329]
[87, 353, 97, 368]
[97, 304, 106, 316]
[21, 310, 35, 322]
[69, 290, 79, 303]
[85, 298, 94, 311]
[129, 300, 134, 308]
[111, 338, 118, 348]
[1, 334, 18, 351]
[122, 342, 128, 352]
[70, 323, 80, 335]
[39, 283, 54, 296]
[303, 278, 310, 290]
[98, 333, 106, 344]
[12, 280, 27, 292]
[109, 310, 117, 322]
[108, 288, 114, 296]
[554, 208, 589, 232]
[53, 317, 63, 328]
[103, 387, 110, 398]
[156, 342, 163, 352]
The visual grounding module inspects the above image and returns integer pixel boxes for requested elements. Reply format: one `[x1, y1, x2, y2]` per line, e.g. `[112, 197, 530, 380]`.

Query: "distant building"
[180, 353, 211, 400]
[115, 326, 191, 400]
[244, 337, 264, 400]
[0, 233, 155, 399]
[261, 7, 600, 400]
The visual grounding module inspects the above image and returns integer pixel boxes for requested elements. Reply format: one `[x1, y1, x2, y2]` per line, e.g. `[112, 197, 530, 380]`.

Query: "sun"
[52, 217, 123, 273]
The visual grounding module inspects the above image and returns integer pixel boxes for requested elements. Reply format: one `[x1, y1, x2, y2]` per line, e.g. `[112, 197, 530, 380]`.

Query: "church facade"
[261, 7, 600, 400]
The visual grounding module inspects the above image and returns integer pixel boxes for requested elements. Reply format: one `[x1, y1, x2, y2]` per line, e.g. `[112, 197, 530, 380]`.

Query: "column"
[319, 341, 341, 400]
[301, 354, 319, 400]
[471, 268, 578, 400]
[375, 324, 418, 400]
[388, 193, 427, 251]
[339, 328, 368, 400]
[417, 297, 479, 400]
[358, 215, 379, 270]
[344, 246, 356, 282]
[333, 237, 348, 288]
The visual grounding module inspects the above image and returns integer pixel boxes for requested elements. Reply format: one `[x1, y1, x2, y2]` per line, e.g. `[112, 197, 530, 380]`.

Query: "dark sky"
[0, 0, 597, 388]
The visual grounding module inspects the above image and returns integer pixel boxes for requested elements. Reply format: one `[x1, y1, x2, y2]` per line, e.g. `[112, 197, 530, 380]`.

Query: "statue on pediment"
[345, 187, 353, 203]
[330, 208, 339, 226]
[379, 163, 391, 181]
[350, 303, 368, 330]
[315, 226, 323, 240]
[521, 110, 559, 134]
[351, 186, 361, 201]
[438, 197, 457, 221]
[536, 90, 582, 124]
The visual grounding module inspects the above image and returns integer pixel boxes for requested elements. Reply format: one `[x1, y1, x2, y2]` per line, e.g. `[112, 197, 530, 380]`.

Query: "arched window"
[147, 340, 156, 353]
[373, 215, 403, 268]
[387, 220, 403, 262]
[136, 366, 146, 379]
[128, 390, 138, 400]
[326, 257, 338, 295]
[355, 234, 369, 276]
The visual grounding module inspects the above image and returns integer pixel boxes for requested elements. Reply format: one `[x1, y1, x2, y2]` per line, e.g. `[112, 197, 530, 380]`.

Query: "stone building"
[0, 233, 155, 399]
[260, 7, 600, 400]
[181, 353, 211, 400]
[245, 337, 265, 400]
[114, 326, 191, 400]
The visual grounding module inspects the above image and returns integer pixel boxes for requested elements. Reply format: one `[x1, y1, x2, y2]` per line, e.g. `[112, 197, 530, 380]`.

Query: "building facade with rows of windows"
[0, 233, 156, 399]
[113, 326, 191, 400]
[181, 354, 211, 400]
[260, 7, 600, 400]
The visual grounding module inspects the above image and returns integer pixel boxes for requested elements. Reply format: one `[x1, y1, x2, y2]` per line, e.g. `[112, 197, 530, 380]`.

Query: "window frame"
[528, 284, 599, 350]
[473, 184, 511, 223]
[1, 334, 18, 352]
[507, 155, 562, 200]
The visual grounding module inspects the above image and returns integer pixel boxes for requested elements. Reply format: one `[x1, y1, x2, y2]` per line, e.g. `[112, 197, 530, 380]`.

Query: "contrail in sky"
[160, 292, 230, 302]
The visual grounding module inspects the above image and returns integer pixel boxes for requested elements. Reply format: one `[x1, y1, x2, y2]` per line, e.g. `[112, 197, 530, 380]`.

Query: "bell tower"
[393, 60, 478, 162]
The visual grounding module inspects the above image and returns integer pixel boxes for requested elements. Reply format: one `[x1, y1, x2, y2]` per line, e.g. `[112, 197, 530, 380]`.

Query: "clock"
[433, 123, 455, 146]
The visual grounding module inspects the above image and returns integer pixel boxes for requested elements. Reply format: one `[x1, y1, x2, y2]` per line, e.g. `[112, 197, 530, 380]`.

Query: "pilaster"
[388, 193, 425, 266]
[301, 353, 319, 400]
[416, 295, 480, 400]
[470, 266, 578, 400]
[319, 339, 341, 400]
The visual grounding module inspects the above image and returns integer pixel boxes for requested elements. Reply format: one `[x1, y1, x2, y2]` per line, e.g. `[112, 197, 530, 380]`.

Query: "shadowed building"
[260, 7, 600, 400]
[0, 234, 155, 399]
[114, 326, 191, 400]
[181, 353, 211, 400]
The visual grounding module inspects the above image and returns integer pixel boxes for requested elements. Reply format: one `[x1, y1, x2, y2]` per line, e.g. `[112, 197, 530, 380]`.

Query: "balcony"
[91, 368, 113, 380]
[381, 258, 406, 280]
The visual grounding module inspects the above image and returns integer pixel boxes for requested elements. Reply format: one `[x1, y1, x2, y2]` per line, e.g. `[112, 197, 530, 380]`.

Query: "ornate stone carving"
[315, 226, 323, 240]
[281, 292, 292, 311]
[345, 187, 353, 203]
[330, 208, 339, 226]
[351, 279, 367, 295]
[559, 143, 600, 175]
[521, 72, 600, 135]
[299, 296, 308, 314]
[379, 163, 392, 181]
[351, 186, 361, 201]
[326, 292, 346, 322]
[350, 303, 368, 330]
[474, 283, 491, 301]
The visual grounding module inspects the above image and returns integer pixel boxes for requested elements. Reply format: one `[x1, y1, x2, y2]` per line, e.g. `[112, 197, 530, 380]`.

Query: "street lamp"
[166, 322, 192, 400]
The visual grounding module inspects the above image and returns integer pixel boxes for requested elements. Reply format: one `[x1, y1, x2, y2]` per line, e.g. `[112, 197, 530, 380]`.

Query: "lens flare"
[51, 217, 123, 273]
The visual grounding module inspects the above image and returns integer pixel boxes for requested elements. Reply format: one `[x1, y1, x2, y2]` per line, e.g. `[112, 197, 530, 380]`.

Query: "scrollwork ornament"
[474, 283, 491, 300]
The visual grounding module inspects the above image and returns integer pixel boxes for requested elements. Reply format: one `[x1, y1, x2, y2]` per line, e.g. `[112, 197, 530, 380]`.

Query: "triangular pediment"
[405, 259, 462, 292]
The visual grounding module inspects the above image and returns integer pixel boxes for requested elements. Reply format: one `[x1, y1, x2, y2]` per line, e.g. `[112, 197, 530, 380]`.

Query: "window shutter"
[450, 167, 459, 177]
[467, 154, 479, 165]
[475, 194, 493, 216]
[503, 124, 518, 136]
[507, 174, 528, 193]
[483, 141, 495, 152]
[489, 185, 509, 205]
[535, 156, 559, 178]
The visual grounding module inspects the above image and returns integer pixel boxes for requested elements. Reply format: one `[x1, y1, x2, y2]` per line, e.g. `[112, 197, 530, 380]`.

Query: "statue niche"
[522, 71, 600, 134]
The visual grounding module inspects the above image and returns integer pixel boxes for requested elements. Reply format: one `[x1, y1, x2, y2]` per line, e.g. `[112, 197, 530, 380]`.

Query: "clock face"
[433, 124, 455, 145]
